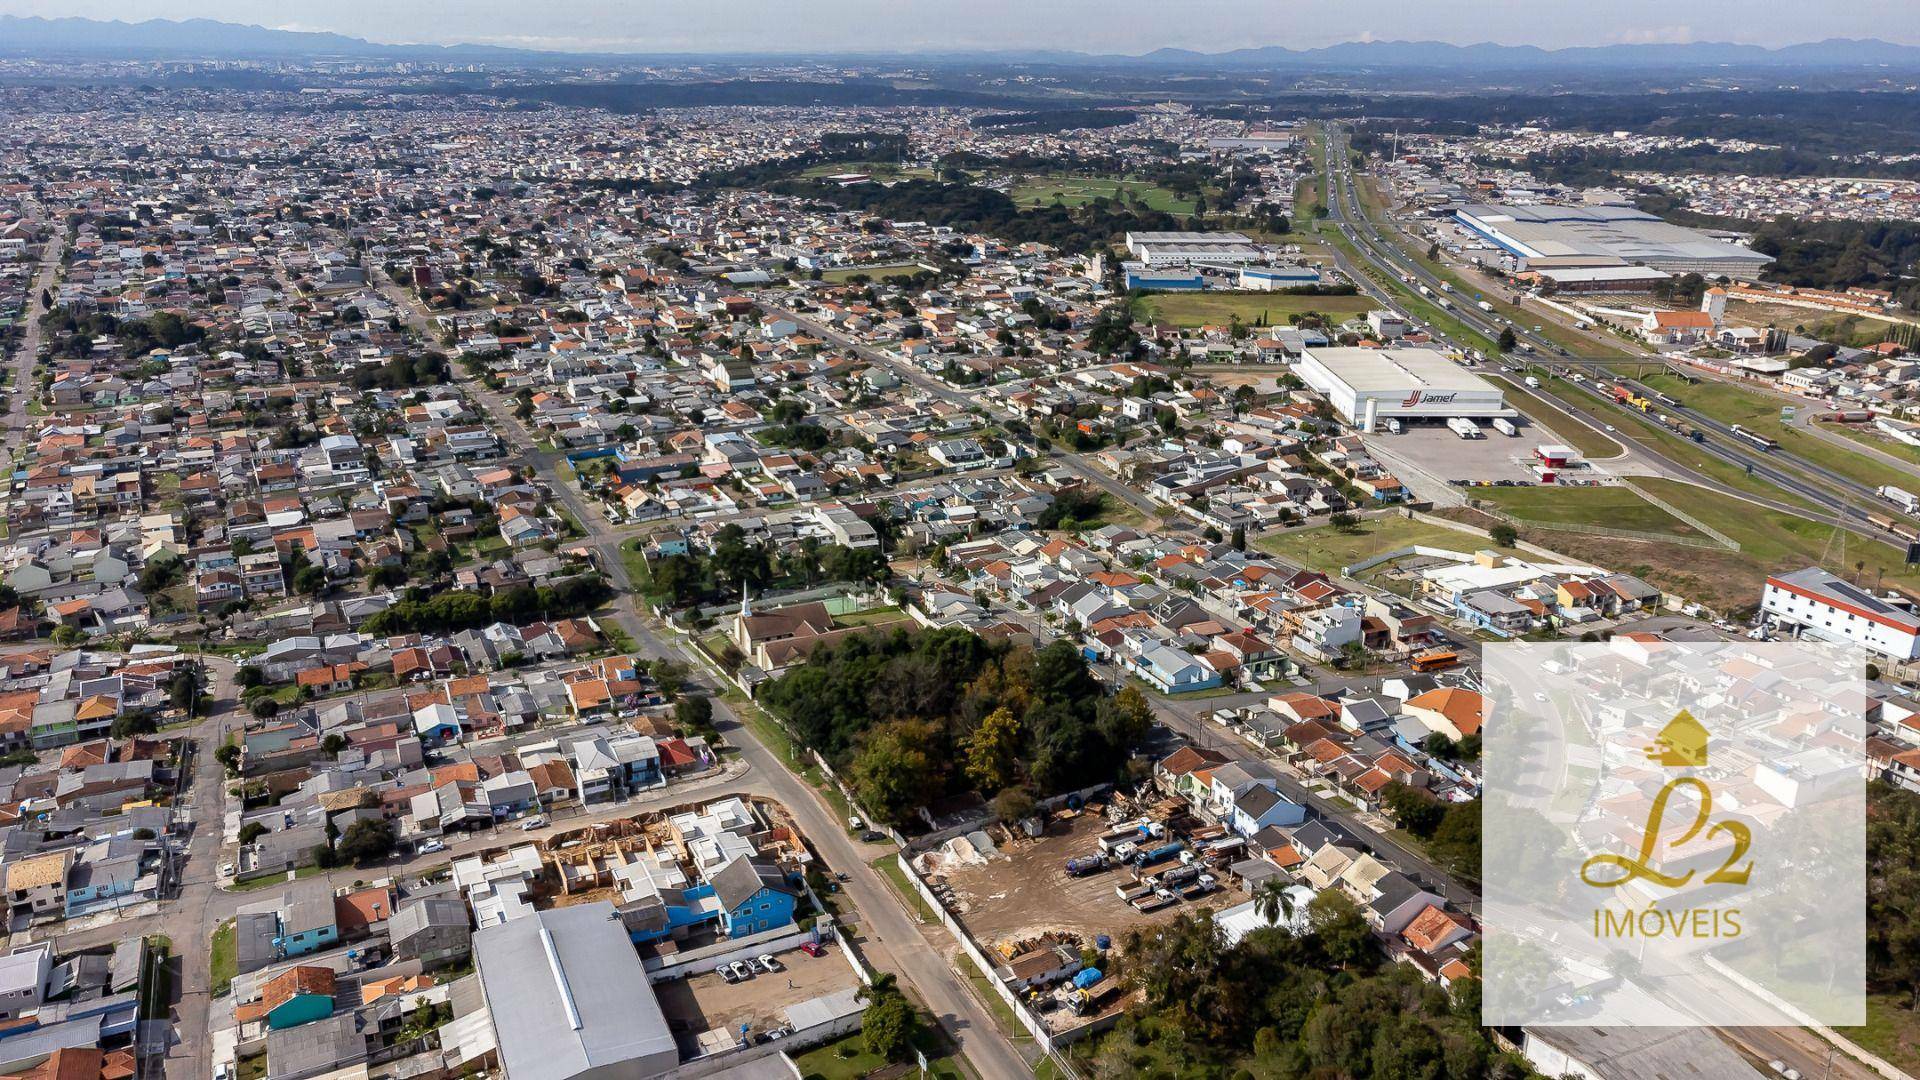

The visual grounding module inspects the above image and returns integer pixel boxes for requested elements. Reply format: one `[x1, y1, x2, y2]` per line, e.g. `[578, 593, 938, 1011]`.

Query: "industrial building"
[1123, 231, 1267, 267]
[1122, 264, 1205, 291]
[1519, 265, 1672, 293]
[473, 901, 680, 1080]
[1239, 265, 1322, 290]
[1761, 567, 1920, 661]
[1294, 347, 1511, 432]
[1455, 203, 1772, 279]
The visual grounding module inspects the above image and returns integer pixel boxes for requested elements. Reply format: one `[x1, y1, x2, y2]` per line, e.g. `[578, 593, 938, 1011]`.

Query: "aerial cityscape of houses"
[0, 16, 1917, 1080]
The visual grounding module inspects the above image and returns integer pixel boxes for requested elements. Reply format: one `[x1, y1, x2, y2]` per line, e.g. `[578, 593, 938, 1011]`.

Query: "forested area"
[764, 177, 1185, 254]
[757, 629, 1152, 825]
[1082, 901, 1537, 1079]
[1746, 218, 1920, 310]
[359, 578, 613, 636]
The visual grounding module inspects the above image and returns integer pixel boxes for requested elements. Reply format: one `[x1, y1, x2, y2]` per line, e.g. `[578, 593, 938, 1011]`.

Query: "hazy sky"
[4, 0, 1920, 54]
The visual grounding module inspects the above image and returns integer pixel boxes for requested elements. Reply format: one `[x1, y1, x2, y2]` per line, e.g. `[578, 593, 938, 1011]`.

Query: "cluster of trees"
[758, 629, 1152, 826]
[772, 177, 1183, 255]
[117, 311, 205, 357]
[1866, 780, 1920, 1008]
[643, 526, 888, 609]
[1746, 218, 1920, 311]
[315, 816, 395, 868]
[1087, 902, 1533, 1078]
[360, 578, 612, 636]
[347, 351, 451, 392]
[1650, 271, 1712, 305]
[1378, 782, 1482, 883]
[1036, 486, 1111, 531]
[972, 109, 1140, 134]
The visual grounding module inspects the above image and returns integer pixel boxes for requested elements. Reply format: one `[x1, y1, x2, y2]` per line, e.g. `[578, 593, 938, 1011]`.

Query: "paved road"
[5, 221, 64, 451]
[373, 270, 1036, 1080]
[1321, 128, 1900, 547]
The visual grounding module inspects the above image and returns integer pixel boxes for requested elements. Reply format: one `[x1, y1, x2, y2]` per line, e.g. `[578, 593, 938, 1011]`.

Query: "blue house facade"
[271, 887, 341, 959]
[709, 856, 799, 939]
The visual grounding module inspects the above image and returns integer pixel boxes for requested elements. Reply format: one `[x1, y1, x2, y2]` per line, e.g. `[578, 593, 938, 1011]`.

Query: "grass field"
[1010, 174, 1198, 215]
[1822, 419, 1920, 466]
[1140, 291, 1373, 329]
[1840, 994, 1920, 1079]
[819, 262, 922, 283]
[798, 160, 936, 181]
[791, 1011, 971, 1080]
[1256, 515, 1510, 576]
[210, 919, 236, 998]
[1725, 297, 1903, 348]
[1468, 485, 1700, 539]
[1639, 371, 1920, 495]
[1523, 477, 1920, 615]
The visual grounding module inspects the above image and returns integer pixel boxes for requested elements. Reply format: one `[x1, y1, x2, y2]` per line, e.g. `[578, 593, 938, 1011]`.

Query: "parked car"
[756, 954, 780, 973]
[800, 941, 825, 958]
[729, 960, 754, 981]
[519, 815, 547, 831]
[860, 830, 885, 843]
[219, 861, 235, 877]
[717, 964, 739, 984]
[417, 839, 446, 854]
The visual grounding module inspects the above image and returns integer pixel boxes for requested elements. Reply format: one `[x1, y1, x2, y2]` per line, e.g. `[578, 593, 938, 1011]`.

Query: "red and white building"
[1761, 567, 1920, 660]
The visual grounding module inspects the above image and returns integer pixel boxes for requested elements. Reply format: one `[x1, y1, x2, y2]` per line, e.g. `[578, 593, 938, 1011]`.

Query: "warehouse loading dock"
[1295, 346, 1515, 433]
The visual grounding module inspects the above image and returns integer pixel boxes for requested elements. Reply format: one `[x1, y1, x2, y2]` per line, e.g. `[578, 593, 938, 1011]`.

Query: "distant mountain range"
[3, 14, 1919, 72]
[0, 15, 541, 62]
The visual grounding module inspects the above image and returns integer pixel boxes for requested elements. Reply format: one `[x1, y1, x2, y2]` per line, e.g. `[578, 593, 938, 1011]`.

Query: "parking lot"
[1365, 417, 1596, 485]
[655, 944, 860, 1054]
[927, 810, 1248, 950]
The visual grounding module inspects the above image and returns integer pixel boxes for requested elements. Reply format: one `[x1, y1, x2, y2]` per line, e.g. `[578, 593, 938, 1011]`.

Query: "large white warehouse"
[1295, 347, 1512, 432]
[1123, 231, 1266, 267]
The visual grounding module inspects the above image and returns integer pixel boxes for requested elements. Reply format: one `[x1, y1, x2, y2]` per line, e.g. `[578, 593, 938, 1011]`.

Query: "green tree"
[674, 695, 714, 732]
[849, 720, 937, 826]
[338, 818, 394, 864]
[962, 706, 1022, 793]
[1490, 523, 1518, 547]
[857, 974, 919, 1062]
[1497, 326, 1518, 352]
[168, 669, 199, 714]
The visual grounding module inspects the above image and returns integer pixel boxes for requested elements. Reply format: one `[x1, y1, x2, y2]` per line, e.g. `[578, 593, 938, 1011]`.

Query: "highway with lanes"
[1319, 126, 1908, 542]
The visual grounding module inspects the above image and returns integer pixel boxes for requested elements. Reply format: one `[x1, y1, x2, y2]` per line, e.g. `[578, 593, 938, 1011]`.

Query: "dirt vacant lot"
[929, 812, 1247, 951]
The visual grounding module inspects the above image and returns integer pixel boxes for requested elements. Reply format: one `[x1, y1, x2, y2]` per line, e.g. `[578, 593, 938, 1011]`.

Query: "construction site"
[910, 785, 1255, 1034]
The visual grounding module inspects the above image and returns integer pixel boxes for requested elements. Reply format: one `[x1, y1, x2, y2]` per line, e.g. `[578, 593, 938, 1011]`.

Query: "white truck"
[1492, 418, 1519, 437]
[1879, 485, 1920, 514]
[1524, 375, 1541, 389]
[1447, 417, 1482, 439]
[1477, 300, 1495, 313]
